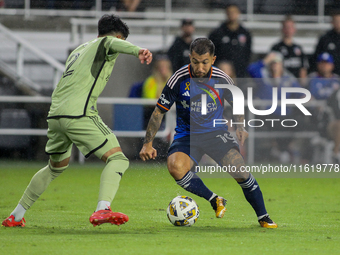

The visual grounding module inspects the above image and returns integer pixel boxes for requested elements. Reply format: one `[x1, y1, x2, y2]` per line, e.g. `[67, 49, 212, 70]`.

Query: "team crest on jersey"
[238, 34, 247, 45]
[294, 47, 301, 56]
[199, 84, 222, 106]
[210, 89, 219, 99]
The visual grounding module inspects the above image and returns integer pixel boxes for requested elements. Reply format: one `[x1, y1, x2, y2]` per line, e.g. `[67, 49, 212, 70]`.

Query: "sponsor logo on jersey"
[283, 57, 301, 68]
[159, 94, 170, 105]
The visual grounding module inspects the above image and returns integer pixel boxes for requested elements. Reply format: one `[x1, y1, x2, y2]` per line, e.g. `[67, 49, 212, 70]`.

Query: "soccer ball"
[167, 196, 199, 226]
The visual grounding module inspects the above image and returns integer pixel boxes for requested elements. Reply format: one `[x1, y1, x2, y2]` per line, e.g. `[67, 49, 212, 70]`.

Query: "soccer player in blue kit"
[140, 38, 277, 228]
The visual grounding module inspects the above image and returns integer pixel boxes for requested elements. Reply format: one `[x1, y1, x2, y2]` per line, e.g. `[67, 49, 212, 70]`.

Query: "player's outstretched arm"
[139, 107, 165, 161]
[234, 115, 248, 146]
[138, 49, 152, 65]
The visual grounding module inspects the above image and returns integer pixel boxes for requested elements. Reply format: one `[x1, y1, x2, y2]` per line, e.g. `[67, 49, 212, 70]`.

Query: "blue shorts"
[168, 130, 240, 166]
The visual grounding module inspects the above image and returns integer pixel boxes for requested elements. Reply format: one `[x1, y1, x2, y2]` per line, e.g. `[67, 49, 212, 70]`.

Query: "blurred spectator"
[326, 88, 340, 163]
[247, 52, 300, 101]
[0, 0, 4, 8]
[311, 11, 340, 75]
[142, 55, 172, 99]
[209, 4, 252, 78]
[271, 16, 308, 79]
[247, 52, 301, 163]
[167, 19, 195, 72]
[306, 53, 340, 163]
[308, 53, 340, 100]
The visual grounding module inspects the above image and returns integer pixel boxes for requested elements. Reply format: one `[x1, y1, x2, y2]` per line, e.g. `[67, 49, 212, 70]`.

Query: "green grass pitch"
[1, 161, 339, 255]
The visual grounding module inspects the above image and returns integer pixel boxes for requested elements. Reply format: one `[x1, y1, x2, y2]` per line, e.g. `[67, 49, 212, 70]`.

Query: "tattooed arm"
[234, 114, 248, 146]
[139, 107, 166, 161]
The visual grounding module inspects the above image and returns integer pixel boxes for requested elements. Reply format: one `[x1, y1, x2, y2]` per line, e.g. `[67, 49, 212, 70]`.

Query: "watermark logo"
[199, 83, 312, 128]
[201, 85, 311, 116]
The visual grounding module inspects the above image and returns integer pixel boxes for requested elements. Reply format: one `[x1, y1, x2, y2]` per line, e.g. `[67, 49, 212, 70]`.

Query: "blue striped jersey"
[156, 64, 234, 140]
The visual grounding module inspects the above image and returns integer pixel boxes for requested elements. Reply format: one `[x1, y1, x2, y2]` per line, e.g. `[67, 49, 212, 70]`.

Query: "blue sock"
[238, 174, 268, 218]
[176, 171, 216, 201]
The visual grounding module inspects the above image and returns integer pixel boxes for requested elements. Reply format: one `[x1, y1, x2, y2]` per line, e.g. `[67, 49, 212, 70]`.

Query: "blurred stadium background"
[0, 0, 338, 163]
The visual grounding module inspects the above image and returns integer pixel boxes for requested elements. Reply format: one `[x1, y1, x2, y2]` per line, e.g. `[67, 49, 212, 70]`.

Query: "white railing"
[0, 96, 175, 138]
[0, 96, 326, 164]
[0, 96, 176, 164]
[0, 23, 65, 91]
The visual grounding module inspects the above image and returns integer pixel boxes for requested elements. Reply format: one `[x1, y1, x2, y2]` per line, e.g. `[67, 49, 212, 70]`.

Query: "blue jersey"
[308, 72, 340, 100]
[156, 65, 234, 140]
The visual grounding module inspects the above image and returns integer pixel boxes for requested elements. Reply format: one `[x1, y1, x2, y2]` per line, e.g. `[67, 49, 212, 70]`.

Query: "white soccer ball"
[167, 196, 199, 226]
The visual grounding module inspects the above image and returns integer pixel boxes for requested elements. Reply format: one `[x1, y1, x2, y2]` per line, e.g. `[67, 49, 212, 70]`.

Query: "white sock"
[96, 200, 111, 211]
[208, 193, 217, 201]
[11, 204, 26, 221]
[258, 214, 269, 220]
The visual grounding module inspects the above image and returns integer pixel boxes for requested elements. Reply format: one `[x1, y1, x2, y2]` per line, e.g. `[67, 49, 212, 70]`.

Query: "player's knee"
[48, 161, 68, 178]
[168, 161, 189, 180]
[106, 151, 129, 175]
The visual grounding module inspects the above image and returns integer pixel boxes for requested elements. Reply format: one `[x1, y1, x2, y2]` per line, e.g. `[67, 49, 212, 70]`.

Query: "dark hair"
[190, 38, 215, 56]
[98, 14, 130, 38]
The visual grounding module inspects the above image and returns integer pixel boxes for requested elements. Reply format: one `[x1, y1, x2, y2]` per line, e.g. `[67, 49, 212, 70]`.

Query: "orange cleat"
[215, 196, 227, 218]
[2, 215, 26, 227]
[258, 215, 278, 228]
[89, 207, 129, 227]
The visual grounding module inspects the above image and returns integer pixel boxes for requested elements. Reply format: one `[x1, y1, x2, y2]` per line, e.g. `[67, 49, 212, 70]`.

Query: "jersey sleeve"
[106, 37, 141, 57]
[156, 80, 178, 112]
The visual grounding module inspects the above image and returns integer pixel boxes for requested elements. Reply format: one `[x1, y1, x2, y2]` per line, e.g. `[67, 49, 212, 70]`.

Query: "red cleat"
[2, 215, 26, 227]
[89, 207, 129, 227]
